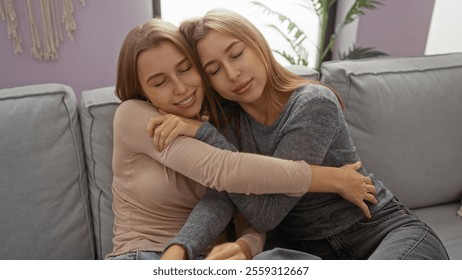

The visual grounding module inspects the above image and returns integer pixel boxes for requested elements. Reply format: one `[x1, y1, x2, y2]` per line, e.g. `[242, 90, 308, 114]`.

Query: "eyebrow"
[202, 40, 241, 70]
[145, 57, 189, 84]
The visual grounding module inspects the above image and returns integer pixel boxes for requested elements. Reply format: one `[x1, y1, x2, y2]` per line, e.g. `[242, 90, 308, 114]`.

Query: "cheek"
[209, 75, 229, 92]
[145, 88, 170, 104]
[185, 71, 203, 88]
[192, 74, 203, 87]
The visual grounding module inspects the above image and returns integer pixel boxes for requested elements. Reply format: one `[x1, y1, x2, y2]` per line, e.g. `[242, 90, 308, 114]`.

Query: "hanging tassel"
[62, 0, 76, 42]
[2, 0, 86, 60]
[0, 1, 5, 21]
[25, 0, 42, 60]
[3, 0, 23, 55]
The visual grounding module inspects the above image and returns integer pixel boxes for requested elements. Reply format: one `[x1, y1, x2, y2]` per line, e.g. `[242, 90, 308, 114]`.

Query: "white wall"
[425, 0, 462, 54]
[333, 0, 359, 59]
[162, 0, 320, 67]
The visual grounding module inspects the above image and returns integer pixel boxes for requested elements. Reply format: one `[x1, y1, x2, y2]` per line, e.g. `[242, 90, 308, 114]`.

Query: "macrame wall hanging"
[0, 0, 86, 60]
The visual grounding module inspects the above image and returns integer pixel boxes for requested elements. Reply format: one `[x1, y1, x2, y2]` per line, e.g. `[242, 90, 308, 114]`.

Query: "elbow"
[246, 214, 280, 232]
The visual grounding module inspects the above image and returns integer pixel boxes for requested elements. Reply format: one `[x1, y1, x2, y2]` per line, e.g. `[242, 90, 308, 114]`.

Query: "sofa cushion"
[79, 87, 121, 259]
[413, 203, 462, 260]
[0, 84, 95, 259]
[320, 53, 462, 210]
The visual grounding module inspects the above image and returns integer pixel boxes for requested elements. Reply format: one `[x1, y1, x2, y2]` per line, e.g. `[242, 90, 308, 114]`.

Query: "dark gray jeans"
[255, 198, 449, 260]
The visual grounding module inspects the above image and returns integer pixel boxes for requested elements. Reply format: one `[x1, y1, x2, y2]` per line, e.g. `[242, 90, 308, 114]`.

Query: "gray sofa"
[1, 53, 461, 260]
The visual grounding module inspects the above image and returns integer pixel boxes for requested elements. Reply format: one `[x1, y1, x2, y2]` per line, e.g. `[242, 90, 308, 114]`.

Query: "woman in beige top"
[106, 18, 375, 260]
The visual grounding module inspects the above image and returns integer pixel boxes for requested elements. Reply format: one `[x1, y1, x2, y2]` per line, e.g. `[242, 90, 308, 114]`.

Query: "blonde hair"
[180, 9, 343, 127]
[115, 18, 219, 125]
[181, 10, 317, 108]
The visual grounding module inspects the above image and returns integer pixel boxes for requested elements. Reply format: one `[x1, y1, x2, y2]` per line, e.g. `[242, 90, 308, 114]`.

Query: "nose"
[224, 63, 240, 81]
[173, 77, 187, 95]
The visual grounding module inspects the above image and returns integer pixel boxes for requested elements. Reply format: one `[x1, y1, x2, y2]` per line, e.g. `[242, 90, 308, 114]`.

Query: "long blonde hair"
[181, 10, 313, 112]
[180, 9, 342, 127]
[115, 18, 219, 125]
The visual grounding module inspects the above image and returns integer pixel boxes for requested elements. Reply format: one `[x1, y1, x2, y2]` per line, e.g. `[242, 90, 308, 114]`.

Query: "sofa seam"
[340, 64, 462, 119]
[344, 64, 462, 78]
[86, 101, 119, 259]
[62, 92, 97, 259]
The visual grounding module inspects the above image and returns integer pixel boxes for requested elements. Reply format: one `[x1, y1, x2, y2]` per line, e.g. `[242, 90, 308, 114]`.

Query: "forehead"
[139, 41, 184, 62]
[202, 30, 238, 44]
[197, 30, 240, 59]
[137, 41, 186, 72]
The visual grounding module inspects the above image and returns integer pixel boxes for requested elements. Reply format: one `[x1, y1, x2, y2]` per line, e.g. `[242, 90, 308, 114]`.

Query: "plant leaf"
[250, 1, 307, 43]
[274, 50, 297, 65]
[338, 45, 388, 60]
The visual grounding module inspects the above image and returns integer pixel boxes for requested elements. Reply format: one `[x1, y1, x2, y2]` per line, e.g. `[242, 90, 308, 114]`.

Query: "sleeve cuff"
[195, 121, 213, 141]
[164, 238, 197, 260]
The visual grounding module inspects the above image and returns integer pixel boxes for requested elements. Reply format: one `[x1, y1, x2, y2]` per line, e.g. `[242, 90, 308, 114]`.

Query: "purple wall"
[356, 0, 435, 57]
[0, 0, 152, 97]
[0, 0, 439, 95]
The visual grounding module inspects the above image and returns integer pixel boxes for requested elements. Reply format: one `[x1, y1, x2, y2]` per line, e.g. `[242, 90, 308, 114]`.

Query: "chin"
[184, 108, 201, 119]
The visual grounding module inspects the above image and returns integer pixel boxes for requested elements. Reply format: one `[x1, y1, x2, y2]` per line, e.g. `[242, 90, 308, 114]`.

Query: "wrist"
[187, 119, 203, 137]
[235, 240, 252, 260]
[309, 165, 340, 194]
[161, 244, 188, 260]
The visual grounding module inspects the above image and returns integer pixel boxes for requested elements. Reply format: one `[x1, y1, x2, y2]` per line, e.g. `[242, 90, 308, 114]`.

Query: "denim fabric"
[106, 251, 162, 260]
[291, 198, 449, 260]
[253, 248, 321, 260]
[106, 251, 206, 260]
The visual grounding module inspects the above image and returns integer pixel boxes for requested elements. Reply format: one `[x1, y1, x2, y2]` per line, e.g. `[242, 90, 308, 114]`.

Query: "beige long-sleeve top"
[108, 100, 312, 258]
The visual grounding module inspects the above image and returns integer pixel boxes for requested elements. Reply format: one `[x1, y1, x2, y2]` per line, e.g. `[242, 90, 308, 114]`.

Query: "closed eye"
[154, 79, 166, 87]
[179, 65, 191, 72]
[231, 50, 243, 59]
[178, 62, 192, 73]
[209, 65, 221, 76]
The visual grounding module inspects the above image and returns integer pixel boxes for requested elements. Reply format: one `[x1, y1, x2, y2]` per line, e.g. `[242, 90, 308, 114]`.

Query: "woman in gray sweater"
[156, 9, 449, 260]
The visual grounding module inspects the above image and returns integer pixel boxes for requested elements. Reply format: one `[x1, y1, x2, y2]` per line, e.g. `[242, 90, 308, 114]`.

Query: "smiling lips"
[232, 78, 252, 95]
[174, 92, 196, 108]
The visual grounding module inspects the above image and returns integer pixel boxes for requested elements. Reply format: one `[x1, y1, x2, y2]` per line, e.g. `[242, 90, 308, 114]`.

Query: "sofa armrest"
[0, 84, 95, 259]
[79, 87, 121, 259]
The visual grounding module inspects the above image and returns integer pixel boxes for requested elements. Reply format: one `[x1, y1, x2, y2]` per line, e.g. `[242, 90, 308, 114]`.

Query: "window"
[425, 0, 462, 55]
[156, 0, 320, 68]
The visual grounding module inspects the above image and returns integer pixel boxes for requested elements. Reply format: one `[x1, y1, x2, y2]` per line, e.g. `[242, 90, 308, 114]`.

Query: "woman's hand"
[309, 162, 377, 219]
[205, 241, 251, 260]
[161, 244, 187, 260]
[146, 114, 202, 151]
[336, 162, 377, 218]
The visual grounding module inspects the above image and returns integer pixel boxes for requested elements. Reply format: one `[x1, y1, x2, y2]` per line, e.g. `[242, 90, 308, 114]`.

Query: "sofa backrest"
[320, 53, 462, 209]
[79, 87, 121, 259]
[0, 84, 95, 259]
[286, 64, 320, 81]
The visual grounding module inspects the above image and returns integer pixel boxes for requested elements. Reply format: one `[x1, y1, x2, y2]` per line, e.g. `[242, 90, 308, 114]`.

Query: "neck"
[239, 90, 290, 126]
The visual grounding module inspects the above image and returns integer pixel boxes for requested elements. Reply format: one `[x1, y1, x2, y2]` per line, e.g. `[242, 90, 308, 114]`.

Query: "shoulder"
[287, 83, 342, 114]
[114, 99, 161, 131]
[292, 83, 340, 105]
[115, 100, 160, 120]
[116, 99, 153, 115]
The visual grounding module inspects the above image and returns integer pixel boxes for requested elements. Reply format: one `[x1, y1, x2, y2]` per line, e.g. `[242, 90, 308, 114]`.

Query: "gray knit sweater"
[168, 84, 393, 259]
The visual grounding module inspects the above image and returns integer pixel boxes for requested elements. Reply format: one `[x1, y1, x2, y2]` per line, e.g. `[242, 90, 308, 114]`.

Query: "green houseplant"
[250, 0, 386, 70]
